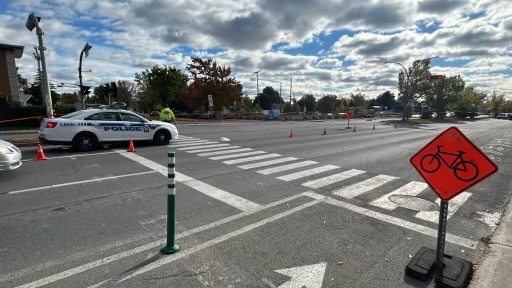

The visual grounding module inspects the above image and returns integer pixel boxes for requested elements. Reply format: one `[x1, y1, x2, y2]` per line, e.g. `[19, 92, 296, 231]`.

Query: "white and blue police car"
[39, 109, 179, 151]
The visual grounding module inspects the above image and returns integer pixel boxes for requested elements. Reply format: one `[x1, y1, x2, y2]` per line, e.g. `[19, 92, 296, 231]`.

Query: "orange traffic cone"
[127, 139, 136, 152]
[322, 127, 327, 135]
[35, 144, 47, 160]
[352, 126, 357, 132]
[372, 124, 375, 130]
[289, 129, 294, 138]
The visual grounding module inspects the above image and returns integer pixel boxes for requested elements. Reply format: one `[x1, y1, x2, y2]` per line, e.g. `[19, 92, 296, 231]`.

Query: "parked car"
[191, 111, 211, 119]
[39, 109, 179, 152]
[150, 111, 160, 116]
[0, 139, 22, 171]
[496, 113, 509, 119]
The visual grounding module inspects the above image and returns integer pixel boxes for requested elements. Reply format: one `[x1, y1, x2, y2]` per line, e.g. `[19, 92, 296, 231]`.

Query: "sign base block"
[405, 247, 472, 288]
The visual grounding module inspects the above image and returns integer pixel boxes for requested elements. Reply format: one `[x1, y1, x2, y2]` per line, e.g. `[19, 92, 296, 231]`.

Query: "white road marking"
[111, 199, 323, 285]
[414, 192, 472, 223]
[184, 146, 241, 153]
[172, 142, 220, 148]
[197, 148, 253, 157]
[22, 151, 119, 161]
[209, 151, 266, 160]
[302, 169, 365, 189]
[238, 157, 298, 170]
[5, 171, 157, 195]
[177, 143, 230, 150]
[257, 161, 318, 175]
[302, 192, 478, 249]
[116, 151, 260, 212]
[370, 181, 429, 210]
[277, 165, 339, 181]
[12, 193, 308, 288]
[222, 153, 281, 165]
[332, 175, 398, 199]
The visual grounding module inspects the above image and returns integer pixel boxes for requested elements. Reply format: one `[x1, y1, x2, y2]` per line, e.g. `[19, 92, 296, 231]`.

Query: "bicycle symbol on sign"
[420, 145, 479, 182]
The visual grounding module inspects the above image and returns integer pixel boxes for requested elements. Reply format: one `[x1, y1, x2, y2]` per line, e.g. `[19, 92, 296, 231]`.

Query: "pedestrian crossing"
[169, 136, 472, 224]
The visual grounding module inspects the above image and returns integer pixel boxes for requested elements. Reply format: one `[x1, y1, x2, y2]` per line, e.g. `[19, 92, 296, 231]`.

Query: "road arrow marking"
[275, 262, 326, 288]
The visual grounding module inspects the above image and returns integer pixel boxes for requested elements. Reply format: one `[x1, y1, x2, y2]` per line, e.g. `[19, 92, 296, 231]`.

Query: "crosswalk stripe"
[238, 157, 298, 170]
[197, 148, 253, 157]
[277, 165, 339, 181]
[209, 151, 266, 160]
[369, 181, 429, 210]
[185, 146, 241, 153]
[302, 169, 366, 189]
[257, 161, 318, 175]
[223, 154, 281, 165]
[177, 144, 229, 150]
[170, 141, 217, 147]
[332, 175, 398, 199]
[414, 192, 472, 223]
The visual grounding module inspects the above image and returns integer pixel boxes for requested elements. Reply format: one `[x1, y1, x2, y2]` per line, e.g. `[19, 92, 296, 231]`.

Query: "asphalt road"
[0, 118, 510, 288]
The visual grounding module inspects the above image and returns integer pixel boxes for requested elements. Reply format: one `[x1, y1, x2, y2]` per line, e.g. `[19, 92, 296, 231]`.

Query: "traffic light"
[110, 82, 117, 98]
[80, 85, 91, 95]
[427, 74, 443, 81]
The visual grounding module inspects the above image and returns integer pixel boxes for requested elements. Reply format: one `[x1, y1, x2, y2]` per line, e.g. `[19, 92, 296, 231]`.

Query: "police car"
[39, 109, 178, 151]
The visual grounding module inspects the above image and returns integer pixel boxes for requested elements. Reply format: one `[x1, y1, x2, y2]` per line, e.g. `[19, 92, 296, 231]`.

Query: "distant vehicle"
[176, 112, 190, 118]
[496, 113, 509, 119]
[38, 109, 179, 152]
[150, 111, 160, 116]
[0, 139, 22, 171]
[191, 111, 211, 119]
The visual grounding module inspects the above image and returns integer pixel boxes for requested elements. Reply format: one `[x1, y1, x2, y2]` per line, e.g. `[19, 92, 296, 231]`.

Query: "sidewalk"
[469, 197, 512, 287]
[0, 129, 39, 147]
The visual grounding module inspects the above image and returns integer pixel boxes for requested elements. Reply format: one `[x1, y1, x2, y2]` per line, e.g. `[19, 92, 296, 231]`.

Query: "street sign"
[208, 94, 213, 107]
[410, 126, 498, 200]
[346, 110, 354, 119]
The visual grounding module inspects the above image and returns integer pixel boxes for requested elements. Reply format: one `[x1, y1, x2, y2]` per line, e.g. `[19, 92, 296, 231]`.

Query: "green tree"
[425, 75, 465, 117]
[317, 95, 338, 113]
[59, 92, 79, 105]
[296, 94, 316, 113]
[115, 80, 136, 108]
[376, 91, 396, 110]
[349, 93, 367, 108]
[487, 90, 506, 116]
[452, 87, 485, 113]
[134, 65, 188, 111]
[254, 86, 283, 110]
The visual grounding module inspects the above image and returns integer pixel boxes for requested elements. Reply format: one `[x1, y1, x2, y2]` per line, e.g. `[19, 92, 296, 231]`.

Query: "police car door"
[118, 112, 149, 141]
[95, 112, 124, 141]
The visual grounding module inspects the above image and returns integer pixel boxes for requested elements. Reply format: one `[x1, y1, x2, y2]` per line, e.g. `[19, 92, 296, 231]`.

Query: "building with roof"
[0, 43, 25, 105]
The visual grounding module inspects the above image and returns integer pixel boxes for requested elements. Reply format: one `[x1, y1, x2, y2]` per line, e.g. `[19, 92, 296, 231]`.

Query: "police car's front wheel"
[72, 132, 98, 152]
[153, 130, 171, 145]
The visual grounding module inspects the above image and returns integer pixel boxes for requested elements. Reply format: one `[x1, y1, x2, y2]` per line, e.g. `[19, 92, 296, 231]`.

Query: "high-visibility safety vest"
[160, 108, 175, 121]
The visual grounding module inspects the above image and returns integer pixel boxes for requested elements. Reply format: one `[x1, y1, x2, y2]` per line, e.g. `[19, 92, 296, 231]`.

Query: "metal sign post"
[435, 200, 449, 279]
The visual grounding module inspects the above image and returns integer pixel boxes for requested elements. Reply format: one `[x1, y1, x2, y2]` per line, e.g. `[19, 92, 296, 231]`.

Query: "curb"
[469, 197, 512, 287]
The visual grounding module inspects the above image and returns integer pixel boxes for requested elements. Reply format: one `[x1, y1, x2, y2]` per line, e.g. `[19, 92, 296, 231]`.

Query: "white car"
[0, 139, 22, 171]
[39, 109, 179, 151]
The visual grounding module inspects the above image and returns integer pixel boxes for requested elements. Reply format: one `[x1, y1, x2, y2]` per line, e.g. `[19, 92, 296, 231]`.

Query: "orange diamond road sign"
[410, 126, 498, 201]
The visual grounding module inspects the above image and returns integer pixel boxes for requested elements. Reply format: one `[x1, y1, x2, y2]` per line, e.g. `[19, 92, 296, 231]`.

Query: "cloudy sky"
[1, 0, 511, 101]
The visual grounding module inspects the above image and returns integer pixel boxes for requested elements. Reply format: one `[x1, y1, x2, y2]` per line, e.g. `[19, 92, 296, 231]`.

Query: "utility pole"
[25, 13, 53, 118]
[32, 47, 44, 99]
[254, 70, 260, 109]
[289, 78, 292, 103]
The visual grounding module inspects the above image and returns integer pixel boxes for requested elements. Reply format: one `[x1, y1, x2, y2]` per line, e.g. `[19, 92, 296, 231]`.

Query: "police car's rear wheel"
[153, 130, 171, 145]
[72, 132, 98, 152]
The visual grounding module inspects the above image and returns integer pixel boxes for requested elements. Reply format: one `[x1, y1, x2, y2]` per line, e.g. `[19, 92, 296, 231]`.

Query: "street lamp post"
[25, 12, 54, 118]
[254, 70, 260, 109]
[386, 56, 438, 122]
[78, 43, 92, 109]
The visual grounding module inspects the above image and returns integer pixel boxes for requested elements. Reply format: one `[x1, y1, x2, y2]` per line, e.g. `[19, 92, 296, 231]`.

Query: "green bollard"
[161, 151, 180, 254]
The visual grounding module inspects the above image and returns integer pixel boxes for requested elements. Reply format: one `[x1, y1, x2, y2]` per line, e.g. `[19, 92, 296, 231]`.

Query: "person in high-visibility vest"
[160, 107, 177, 124]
